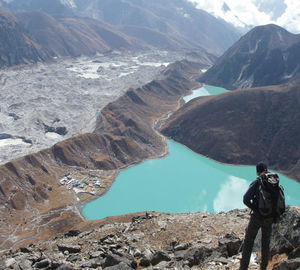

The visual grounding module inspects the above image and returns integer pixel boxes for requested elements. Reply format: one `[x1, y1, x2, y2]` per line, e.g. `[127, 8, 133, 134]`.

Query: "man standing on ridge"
[239, 162, 284, 270]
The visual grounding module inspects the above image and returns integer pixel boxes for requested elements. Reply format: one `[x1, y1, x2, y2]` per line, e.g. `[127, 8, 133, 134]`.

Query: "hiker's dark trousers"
[240, 214, 273, 270]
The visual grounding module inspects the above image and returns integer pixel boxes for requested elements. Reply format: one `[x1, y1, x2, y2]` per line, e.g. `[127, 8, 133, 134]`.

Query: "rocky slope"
[0, 8, 49, 68]
[161, 82, 300, 182]
[0, 207, 299, 269]
[200, 24, 300, 89]
[0, 60, 204, 253]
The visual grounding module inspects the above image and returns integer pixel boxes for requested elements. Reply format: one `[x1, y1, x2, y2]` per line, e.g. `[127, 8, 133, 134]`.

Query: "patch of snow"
[45, 132, 63, 140]
[60, 0, 76, 8]
[0, 138, 31, 147]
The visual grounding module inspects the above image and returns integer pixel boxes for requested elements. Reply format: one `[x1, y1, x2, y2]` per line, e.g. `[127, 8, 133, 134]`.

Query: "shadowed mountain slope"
[0, 8, 49, 68]
[161, 82, 300, 182]
[16, 11, 137, 57]
[200, 24, 300, 89]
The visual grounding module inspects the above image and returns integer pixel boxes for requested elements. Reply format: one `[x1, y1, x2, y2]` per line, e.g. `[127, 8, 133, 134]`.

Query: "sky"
[188, 0, 300, 33]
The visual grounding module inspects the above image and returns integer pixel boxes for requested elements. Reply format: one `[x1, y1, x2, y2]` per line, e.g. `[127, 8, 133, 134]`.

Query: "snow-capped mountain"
[188, 0, 300, 34]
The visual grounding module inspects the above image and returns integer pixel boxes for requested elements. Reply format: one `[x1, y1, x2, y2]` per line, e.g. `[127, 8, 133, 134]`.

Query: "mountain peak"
[200, 24, 300, 89]
[222, 2, 231, 12]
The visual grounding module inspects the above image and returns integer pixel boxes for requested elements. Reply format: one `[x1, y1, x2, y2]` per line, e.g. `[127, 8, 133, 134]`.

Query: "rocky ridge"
[0, 207, 299, 269]
[0, 60, 204, 252]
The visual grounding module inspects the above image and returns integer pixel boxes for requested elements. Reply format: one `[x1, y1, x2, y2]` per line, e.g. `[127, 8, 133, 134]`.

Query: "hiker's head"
[256, 162, 267, 175]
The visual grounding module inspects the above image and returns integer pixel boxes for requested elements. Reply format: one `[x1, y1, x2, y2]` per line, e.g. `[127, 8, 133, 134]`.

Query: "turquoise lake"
[82, 86, 300, 220]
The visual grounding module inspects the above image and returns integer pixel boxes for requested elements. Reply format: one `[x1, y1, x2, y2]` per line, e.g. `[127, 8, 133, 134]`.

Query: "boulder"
[18, 259, 32, 270]
[57, 244, 81, 253]
[218, 232, 242, 257]
[5, 258, 16, 268]
[273, 258, 300, 270]
[150, 250, 171, 266]
[288, 247, 300, 259]
[80, 258, 104, 269]
[103, 253, 135, 269]
[139, 249, 153, 266]
[34, 259, 51, 268]
[64, 230, 81, 237]
[153, 260, 174, 270]
[105, 262, 134, 270]
[174, 242, 191, 251]
[183, 247, 212, 267]
[271, 208, 300, 257]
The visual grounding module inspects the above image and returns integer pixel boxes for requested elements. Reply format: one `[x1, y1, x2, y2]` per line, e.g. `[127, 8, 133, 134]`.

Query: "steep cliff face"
[161, 82, 300, 182]
[0, 60, 203, 252]
[200, 24, 300, 89]
[0, 8, 49, 68]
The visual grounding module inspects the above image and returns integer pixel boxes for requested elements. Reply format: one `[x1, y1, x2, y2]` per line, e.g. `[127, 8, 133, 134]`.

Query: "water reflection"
[213, 176, 249, 212]
[82, 139, 300, 220]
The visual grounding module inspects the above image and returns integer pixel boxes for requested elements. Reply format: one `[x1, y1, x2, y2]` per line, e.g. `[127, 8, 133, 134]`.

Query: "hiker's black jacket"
[243, 177, 260, 214]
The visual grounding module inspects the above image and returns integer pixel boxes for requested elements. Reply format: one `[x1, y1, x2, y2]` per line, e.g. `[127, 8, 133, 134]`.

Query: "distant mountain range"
[161, 81, 300, 182]
[0, 0, 241, 60]
[73, 0, 240, 55]
[200, 24, 300, 89]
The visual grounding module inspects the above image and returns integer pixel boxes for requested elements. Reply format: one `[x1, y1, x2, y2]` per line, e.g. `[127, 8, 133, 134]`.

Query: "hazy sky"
[188, 0, 300, 33]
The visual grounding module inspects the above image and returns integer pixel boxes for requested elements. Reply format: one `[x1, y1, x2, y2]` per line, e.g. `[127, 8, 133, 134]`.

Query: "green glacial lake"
[82, 86, 300, 220]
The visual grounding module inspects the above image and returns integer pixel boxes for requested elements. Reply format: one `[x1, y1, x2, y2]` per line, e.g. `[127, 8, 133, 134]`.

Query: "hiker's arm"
[243, 179, 259, 210]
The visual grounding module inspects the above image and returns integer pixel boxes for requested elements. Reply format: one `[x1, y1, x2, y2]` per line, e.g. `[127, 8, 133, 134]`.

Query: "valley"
[0, 1, 300, 269]
[0, 50, 191, 165]
[0, 59, 206, 253]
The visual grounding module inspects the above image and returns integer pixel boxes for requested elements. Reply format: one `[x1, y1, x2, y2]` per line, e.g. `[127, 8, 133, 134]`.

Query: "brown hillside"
[161, 82, 300, 182]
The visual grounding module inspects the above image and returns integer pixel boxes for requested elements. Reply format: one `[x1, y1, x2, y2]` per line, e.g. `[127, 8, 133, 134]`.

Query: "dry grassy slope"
[161, 82, 300, 182]
[0, 60, 203, 252]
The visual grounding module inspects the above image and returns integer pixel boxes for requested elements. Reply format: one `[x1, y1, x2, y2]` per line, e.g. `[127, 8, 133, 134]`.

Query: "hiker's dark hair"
[256, 162, 268, 173]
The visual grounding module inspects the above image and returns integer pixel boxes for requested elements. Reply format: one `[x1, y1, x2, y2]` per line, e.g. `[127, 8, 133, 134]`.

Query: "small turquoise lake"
[82, 86, 300, 220]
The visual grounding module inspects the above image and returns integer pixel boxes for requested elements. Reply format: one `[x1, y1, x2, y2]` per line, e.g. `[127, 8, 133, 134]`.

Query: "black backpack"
[258, 173, 285, 219]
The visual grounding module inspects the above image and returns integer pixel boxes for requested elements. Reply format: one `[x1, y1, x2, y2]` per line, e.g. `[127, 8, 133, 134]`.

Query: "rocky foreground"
[1, 207, 299, 270]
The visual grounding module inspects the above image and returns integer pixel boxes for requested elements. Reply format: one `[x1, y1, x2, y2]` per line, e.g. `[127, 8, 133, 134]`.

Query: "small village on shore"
[58, 169, 118, 202]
